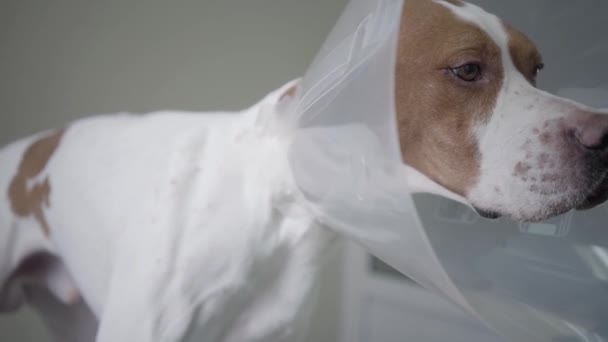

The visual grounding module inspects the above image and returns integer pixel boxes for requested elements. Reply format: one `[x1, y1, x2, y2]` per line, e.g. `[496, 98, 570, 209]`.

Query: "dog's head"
[396, 0, 608, 222]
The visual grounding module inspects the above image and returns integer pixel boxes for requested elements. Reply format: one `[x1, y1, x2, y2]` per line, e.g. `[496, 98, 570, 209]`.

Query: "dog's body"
[0, 81, 332, 341]
[2, 0, 608, 341]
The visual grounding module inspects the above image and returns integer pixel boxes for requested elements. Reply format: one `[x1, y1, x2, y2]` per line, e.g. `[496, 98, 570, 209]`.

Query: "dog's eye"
[451, 64, 482, 82]
[532, 63, 545, 77]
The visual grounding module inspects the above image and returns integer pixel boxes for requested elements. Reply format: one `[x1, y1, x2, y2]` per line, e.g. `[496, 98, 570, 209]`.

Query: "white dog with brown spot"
[1, 0, 607, 341]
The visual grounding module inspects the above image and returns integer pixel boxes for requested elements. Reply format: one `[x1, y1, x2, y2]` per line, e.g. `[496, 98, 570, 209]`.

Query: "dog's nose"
[569, 113, 608, 151]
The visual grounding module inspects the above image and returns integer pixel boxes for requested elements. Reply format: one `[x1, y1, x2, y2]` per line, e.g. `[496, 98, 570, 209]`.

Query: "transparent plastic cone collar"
[288, 0, 608, 341]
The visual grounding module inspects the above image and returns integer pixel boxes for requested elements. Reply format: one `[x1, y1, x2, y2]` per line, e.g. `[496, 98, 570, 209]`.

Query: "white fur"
[0, 80, 335, 342]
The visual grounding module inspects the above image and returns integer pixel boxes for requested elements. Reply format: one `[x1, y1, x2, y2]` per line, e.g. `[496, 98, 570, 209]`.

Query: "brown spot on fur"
[541, 174, 560, 183]
[537, 153, 550, 168]
[540, 132, 552, 144]
[395, 0, 503, 196]
[8, 129, 65, 235]
[514, 162, 532, 176]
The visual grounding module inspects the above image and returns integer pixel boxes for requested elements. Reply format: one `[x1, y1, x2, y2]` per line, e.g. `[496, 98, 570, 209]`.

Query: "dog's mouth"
[473, 174, 608, 222]
[577, 177, 608, 211]
[474, 208, 502, 220]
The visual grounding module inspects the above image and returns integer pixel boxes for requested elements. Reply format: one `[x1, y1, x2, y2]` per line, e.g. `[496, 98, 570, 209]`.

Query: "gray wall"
[475, 0, 608, 94]
[0, 0, 347, 341]
[0, 0, 347, 145]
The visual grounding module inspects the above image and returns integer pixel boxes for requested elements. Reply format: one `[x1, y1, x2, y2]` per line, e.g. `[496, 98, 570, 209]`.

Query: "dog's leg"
[95, 281, 165, 342]
[94, 234, 199, 342]
[95, 260, 169, 341]
[95, 246, 245, 342]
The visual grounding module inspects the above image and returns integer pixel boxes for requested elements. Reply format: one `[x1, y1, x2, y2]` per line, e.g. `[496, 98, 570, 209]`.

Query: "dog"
[1, 0, 607, 341]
